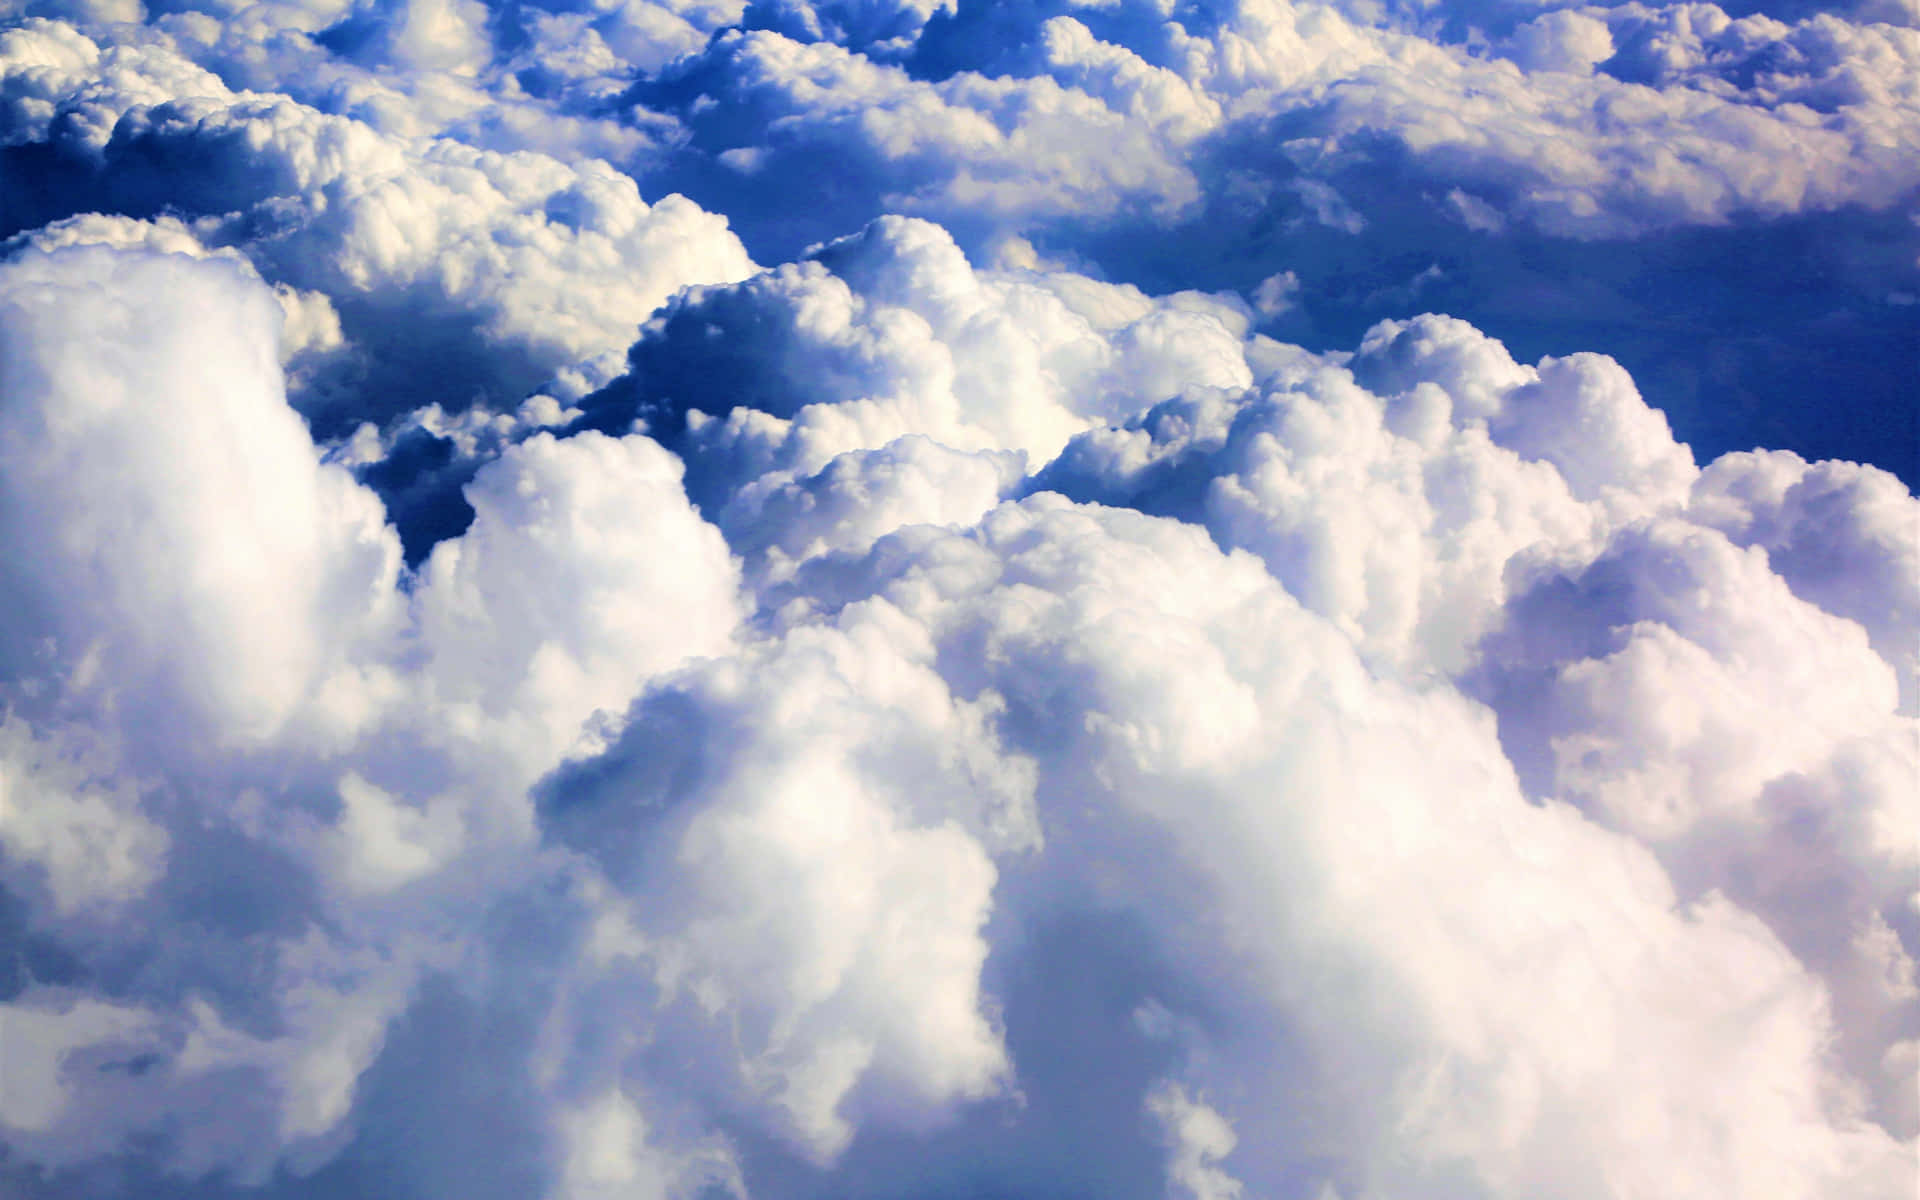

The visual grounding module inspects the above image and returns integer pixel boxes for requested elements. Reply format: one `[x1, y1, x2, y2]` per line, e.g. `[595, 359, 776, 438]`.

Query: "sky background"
[0, 2, 1915, 1198]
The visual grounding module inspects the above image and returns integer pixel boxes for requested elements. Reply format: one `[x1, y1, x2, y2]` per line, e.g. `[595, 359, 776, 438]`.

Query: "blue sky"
[0, 3, 1915, 1198]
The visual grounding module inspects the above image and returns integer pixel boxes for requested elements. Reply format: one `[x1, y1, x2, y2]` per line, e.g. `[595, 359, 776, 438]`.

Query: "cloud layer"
[0, 2, 1915, 1199]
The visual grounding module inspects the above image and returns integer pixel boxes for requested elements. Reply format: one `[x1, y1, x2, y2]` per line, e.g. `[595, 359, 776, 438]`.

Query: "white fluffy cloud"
[0, 246, 746, 1188]
[1, 0, 1916, 1198]
[412, 428, 745, 771]
[5, 204, 1915, 1199]
[0, 244, 402, 756]
[0, 17, 754, 426]
[574, 0, 1920, 244]
[544, 606, 1027, 1160]
[11, 0, 1920, 255]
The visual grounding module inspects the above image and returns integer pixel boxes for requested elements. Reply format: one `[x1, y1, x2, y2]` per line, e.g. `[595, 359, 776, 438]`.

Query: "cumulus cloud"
[0, 1, 1915, 1198]
[5, 1, 1913, 477]
[0, 245, 402, 757]
[0, 245, 743, 1190]
[0, 17, 754, 430]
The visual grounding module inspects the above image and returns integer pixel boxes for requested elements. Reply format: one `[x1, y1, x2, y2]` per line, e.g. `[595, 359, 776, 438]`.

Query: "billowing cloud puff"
[0, 246, 742, 1189]
[542, 601, 1028, 1160]
[412, 428, 745, 771]
[5, 0, 1914, 477]
[590, 0, 1920, 248]
[581, 217, 1249, 505]
[8, 209, 1912, 1199]
[12, 1, 1919, 253]
[1, 0, 1916, 1197]
[1688, 448, 1920, 709]
[0, 18, 754, 429]
[0, 244, 401, 758]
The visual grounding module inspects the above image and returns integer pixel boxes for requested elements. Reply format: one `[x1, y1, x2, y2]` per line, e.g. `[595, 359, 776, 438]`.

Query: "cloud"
[548, 218, 1910, 1194]
[591, 0, 1920, 251]
[0, 18, 755, 432]
[542, 607, 1025, 1161]
[7, 2, 1913, 480]
[574, 215, 1251, 533]
[0, 244, 402, 758]
[0, 2, 1916, 1199]
[1688, 449, 1920, 708]
[410, 427, 745, 772]
[3, 202, 1914, 1199]
[0, 245, 743, 1191]
[1147, 1083, 1244, 1200]
[566, 483, 1905, 1198]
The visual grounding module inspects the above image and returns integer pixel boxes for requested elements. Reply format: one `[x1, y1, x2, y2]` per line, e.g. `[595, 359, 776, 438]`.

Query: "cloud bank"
[0, 2, 1914, 1199]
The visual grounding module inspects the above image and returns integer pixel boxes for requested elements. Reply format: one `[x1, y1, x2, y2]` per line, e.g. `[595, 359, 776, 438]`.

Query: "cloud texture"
[0, 2, 1914, 1198]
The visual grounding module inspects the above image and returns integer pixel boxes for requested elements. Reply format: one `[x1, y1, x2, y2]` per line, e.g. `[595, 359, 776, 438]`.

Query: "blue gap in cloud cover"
[352, 426, 491, 567]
